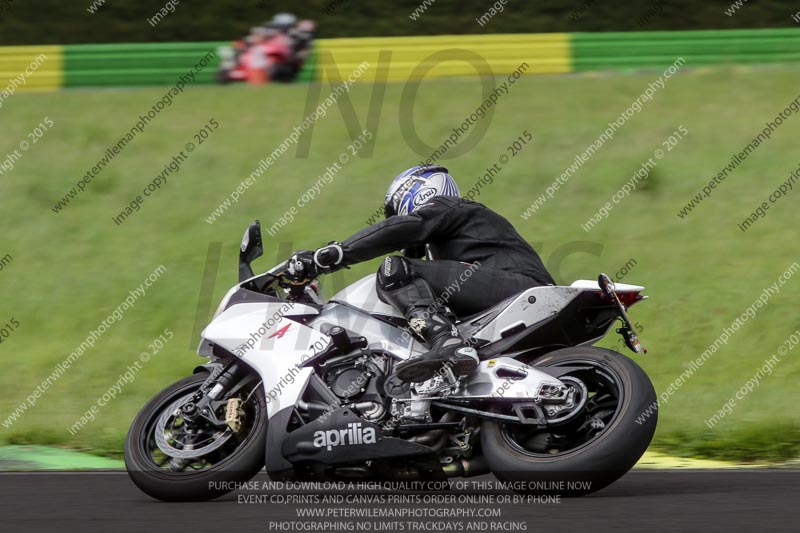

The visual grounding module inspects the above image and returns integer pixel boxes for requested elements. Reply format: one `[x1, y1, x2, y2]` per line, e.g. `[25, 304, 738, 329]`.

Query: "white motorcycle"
[125, 220, 657, 501]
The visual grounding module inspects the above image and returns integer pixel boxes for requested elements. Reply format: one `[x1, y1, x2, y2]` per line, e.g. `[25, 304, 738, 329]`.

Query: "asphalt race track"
[2, 470, 798, 532]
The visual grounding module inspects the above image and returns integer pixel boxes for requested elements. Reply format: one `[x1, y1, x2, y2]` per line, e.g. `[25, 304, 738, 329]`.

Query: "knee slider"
[377, 256, 412, 290]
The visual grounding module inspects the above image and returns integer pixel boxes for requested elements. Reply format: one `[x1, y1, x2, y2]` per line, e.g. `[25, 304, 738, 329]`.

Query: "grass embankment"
[1, 66, 798, 461]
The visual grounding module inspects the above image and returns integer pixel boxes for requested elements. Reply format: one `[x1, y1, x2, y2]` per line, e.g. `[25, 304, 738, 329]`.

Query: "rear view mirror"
[239, 220, 263, 282]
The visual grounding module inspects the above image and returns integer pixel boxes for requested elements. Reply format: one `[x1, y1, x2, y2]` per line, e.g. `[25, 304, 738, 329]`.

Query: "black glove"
[402, 245, 426, 259]
[313, 242, 345, 272]
[285, 250, 317, 284]
[285, 243, 344, 284]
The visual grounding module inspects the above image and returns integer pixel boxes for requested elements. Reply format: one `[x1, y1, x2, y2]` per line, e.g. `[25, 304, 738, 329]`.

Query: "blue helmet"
[383, 165, 460, 218]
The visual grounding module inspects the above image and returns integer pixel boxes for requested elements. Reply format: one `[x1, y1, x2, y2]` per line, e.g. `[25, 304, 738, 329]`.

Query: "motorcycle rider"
[286, 165, 555, 383]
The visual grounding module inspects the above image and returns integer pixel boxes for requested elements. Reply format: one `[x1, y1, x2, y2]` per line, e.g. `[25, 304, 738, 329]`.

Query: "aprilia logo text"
[313, 422, 377, 451]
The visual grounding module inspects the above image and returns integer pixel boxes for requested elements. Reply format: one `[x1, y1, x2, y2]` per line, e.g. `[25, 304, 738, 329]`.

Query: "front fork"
[188, 361, 256, 431]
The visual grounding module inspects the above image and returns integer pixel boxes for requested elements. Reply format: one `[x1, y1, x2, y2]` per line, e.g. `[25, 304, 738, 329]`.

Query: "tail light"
[616, 291, 644, 308]
[597, 290, 644, 308]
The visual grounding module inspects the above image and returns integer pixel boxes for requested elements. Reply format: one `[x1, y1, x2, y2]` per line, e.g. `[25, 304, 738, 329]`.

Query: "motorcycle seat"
[455, 293, 518, 325]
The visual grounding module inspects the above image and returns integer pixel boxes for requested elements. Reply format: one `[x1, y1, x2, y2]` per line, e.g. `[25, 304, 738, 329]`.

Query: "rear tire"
[124, 372, 267, 501]
[481, 347, 657, 495]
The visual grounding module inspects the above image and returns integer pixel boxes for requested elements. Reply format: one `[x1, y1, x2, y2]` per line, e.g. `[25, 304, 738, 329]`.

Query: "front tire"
[481, 347, 657, 495]
[124, 372, 267, 501]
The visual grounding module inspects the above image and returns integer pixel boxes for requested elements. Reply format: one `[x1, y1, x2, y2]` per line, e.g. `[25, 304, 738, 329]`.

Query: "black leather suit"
[338, 197, 554, 318]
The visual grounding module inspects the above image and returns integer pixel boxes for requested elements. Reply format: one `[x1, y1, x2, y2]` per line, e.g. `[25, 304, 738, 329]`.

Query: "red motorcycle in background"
[217, 17, 315, 84]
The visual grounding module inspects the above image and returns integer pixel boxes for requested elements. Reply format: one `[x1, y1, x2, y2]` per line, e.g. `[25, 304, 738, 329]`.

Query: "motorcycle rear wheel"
[480, 347, 657, 496]
[124, 372, 267, 501]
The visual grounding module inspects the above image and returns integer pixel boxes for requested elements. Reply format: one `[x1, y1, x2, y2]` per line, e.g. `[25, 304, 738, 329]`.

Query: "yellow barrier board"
[315, 33, 571, 83]
[0, 45, 63, 92]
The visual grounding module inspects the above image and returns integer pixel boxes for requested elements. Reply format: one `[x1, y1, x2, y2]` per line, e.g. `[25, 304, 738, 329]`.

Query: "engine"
[319, 350, 392, 422]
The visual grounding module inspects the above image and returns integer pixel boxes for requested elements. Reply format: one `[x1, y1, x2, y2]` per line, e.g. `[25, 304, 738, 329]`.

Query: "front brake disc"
[154, 393, 232, 459]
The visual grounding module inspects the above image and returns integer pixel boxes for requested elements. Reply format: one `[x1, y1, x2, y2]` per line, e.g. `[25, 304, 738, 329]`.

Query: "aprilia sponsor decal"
[313, 422, 377, 451]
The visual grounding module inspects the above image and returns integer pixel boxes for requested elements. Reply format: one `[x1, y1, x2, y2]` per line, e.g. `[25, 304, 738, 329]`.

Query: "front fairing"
[202, 301, 324, 417]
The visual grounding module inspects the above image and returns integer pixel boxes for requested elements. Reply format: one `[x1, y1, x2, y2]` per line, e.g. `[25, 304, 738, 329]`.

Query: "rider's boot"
[375, 256, 479, 383]
[395, 310, 478, 383]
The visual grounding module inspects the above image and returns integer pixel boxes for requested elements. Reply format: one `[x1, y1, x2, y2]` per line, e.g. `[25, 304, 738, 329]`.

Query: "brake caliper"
[225, 398, 245, 433]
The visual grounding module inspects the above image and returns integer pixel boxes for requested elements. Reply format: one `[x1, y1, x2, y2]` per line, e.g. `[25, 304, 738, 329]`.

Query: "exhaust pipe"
[442, 456, 489, 478]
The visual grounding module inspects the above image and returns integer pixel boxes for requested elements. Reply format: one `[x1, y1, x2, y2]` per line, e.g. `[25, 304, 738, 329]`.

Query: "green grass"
[1, 66, 799, 461]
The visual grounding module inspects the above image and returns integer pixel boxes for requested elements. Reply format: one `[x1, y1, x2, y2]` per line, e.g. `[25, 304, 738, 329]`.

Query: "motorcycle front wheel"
[124, 371, 267, 501]
[480, 347, 657, 496]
